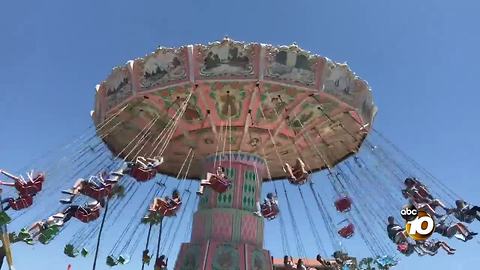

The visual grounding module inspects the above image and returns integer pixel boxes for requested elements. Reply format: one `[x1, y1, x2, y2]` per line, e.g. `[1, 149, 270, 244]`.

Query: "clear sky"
[1, 1, 480, 269]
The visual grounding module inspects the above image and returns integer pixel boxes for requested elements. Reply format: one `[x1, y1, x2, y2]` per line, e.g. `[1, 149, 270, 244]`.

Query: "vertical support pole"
[141, 223, 153, 270]
[155, 218, 163, 259]
[92, 199, 109, 270]
[0, 190, 14, 270]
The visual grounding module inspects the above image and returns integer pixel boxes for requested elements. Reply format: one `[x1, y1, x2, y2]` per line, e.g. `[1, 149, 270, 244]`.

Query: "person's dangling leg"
[283, 163, 294, 179]
[136, 157, 148, 168]
[60, 180, 84, 204]
[253, 202, 262, 217]
[438, 241, 455, 255]
[62, 205, 79, 223]
[466, 206, 480, 221]
[459, 222, 477, 239]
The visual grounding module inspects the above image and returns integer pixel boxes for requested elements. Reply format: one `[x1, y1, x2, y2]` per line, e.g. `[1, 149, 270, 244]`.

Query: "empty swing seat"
[9, 196, 34, 211]
[338, 223, 355, 239]
[16, 173, 45, 196]
[106, 255, 119, 267]
[117, 255, 130, 265]
[75, 208, 101, 223]
[64, 244, 79, 258]
[129, 166, 156, 182]
[334, 197, 352, 213]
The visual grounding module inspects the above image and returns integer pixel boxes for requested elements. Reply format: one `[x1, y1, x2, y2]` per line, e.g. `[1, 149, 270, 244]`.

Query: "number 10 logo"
[405, 211, 435, 241]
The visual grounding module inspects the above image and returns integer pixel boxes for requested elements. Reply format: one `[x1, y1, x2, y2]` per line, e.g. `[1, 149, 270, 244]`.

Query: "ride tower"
[175, 152, 270, 270]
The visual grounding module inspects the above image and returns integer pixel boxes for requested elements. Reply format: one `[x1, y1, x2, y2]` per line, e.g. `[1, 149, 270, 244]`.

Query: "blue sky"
[1, 1, 480, 269]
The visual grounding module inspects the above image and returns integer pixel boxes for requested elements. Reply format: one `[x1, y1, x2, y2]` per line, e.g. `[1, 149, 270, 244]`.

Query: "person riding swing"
[254, 193, 280, 219]
[115, 156, 164, 182]
[154, 255, 168, 270]
[148, 190, 182, 217]
[60, 172, 121, 204]
[449, 199, 480, 223]
[197, 166, 231, 195]
[0, 169, 45, 197]
[283, 158, 309, 185]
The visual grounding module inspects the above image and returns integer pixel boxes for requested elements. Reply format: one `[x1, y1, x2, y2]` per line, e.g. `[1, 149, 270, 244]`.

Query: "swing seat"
[204, 173, 230, 193]
[338, 223, 355, 239]
[143, 250, 152, 265]
[9, 232, 25, 244]
[397, 243, 409, 253]
[106, 255, 119, 267]
[129, 165, 157, 182]
[81, 248, 89, 257]
[39, 225, 60, 244]
[334, 196, 352, 213]
[64, 244, 79, 258]
[154, 199, 182, 217]
[75, 208, 101, 223]
[286, 168, 309, 185]
[81, 184, 113, 201]
[9, 196, 34, 211]
[15, 228, 34, 245]
[17, 228, 31, 240]
[154, 258, 167, 270]
[260, 204, 280, 220]
[0, 212, 12, 225]
[15, 173, 45, 196]
[118, 255, 130, 265]
[375, 256, 397, 267]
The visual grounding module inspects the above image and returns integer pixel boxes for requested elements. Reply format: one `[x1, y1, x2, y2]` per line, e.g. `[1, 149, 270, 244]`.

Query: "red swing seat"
[154, 199, 182, 217]
[338, 223, 355, 239]
[129, 165, 156, 182]
[397, 243, 409, 253]
[9, 196, 34, 210]
[288, 171, 309, 185]
[81, 183, 113, 201]
[261, 204, 279, 220]
[206, 174, 230, 193]
[15, 173, 45, 196]
[75, 207, 101, 223]
[334, 196, 352, 213]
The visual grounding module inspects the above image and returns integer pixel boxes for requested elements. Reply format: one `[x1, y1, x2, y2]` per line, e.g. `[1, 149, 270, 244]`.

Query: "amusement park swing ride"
[0, 38, 477, 270]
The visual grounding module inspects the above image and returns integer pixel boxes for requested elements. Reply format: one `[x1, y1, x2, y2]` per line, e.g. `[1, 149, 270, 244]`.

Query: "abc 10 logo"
[401, 205, 435, 241]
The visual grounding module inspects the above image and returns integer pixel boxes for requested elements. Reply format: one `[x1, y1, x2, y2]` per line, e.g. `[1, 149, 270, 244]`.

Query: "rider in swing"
[154, 255, 168, 270]
[148, 190, 182, 216]
[254, 192, 279, 218]
[60, 171, 121, 204]
[0, 170, 45, 195]
[197, 166, 230, 195]
[283, 158, 309, 184]
[123, 156, 164, 174]
[448, 199, 480, 223]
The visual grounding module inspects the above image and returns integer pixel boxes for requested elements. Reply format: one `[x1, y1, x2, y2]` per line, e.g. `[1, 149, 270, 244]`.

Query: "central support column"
[174, 152, 273, 270]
